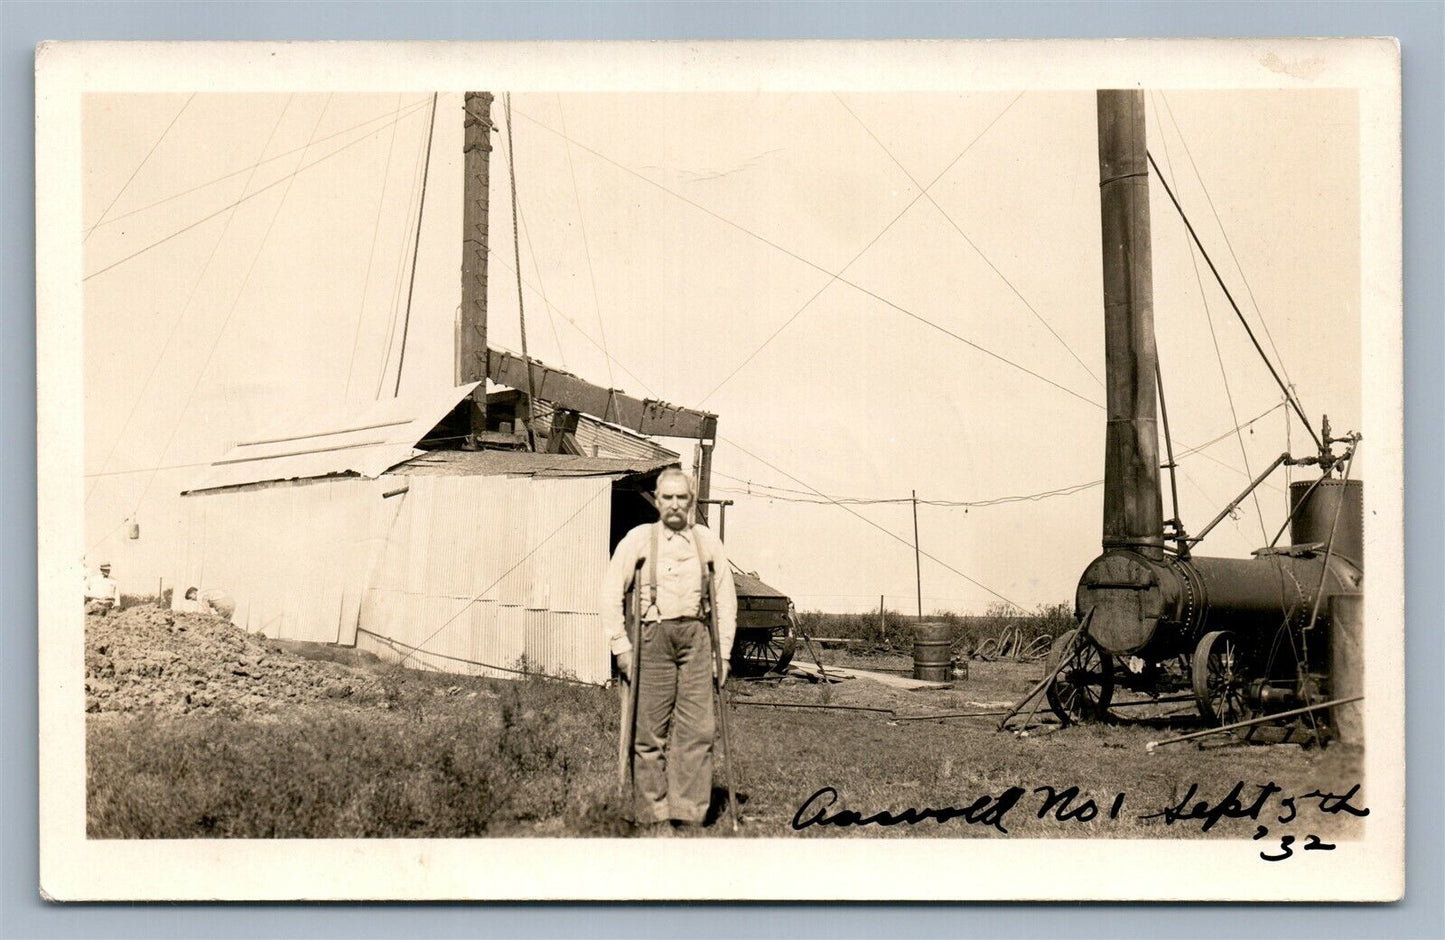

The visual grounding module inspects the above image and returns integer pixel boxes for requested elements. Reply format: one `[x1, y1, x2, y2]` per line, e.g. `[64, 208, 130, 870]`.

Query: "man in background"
[173, 586, 209, 614]
[84, 563, 120, 615]
[601, 468, 737, 831]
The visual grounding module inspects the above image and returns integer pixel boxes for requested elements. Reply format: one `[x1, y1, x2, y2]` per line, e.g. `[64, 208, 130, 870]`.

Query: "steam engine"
[1052, 91, 1364, 733]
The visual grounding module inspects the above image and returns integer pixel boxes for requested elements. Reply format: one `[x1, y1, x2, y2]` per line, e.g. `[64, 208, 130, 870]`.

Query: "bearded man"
[600, 467, 737, 830]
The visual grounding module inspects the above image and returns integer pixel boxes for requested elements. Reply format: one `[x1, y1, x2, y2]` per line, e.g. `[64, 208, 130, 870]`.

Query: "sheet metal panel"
[185, 382, 480, 493]
[183, 478, 385, 644]
[356, 473, 612, 683]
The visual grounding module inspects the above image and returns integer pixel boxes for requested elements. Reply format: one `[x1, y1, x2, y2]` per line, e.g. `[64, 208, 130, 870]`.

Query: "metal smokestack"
[458, 92, 494, 434]
[1097, 89, 1164, 559]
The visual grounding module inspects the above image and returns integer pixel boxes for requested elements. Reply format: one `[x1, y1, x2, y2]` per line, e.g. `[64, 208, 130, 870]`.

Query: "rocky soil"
[85, 604, 390, 715]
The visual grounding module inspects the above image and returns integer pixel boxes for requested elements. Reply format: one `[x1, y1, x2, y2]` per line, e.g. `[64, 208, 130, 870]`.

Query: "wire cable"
[833, 91, 1101, 390]
[1146, 149, 1320, 451]
[343, 93, 405, 401]
[711, 399, 1282, 510]
[373, 99, 431, 399]
[511, 103, 1102, 411]
[718, 435, 1024, 610]
[1158, 92, 1300, 398]
[128, 95, 334, 521]
[556, 95, 615, 388]
[87, 97, 431, 235]
[84, 96, 294, 508]
[517, 198, 566, 369]
[1150, 99, 1270, 546]
[483, 245, 658, 396]
[697, 92, 1027, 406]
[83, 93, 194, 241]
[503, 93, 540, 447]
[391, 93, 439, 397]
[82, 102, 431, 283]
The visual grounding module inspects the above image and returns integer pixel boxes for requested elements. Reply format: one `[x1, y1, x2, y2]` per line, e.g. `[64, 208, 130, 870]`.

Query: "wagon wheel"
[1045, 628, 1114, 725]
[730, 621, 797, 677]
[1192, 630, 1250, 726]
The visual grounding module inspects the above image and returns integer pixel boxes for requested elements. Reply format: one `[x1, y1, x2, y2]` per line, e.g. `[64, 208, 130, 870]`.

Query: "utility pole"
[458, 91, 494, 440]
[878, 595, 885, 640]
[912, 489, 922, 621]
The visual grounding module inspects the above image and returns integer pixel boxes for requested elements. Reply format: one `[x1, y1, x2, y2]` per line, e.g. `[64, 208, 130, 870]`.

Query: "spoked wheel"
[1192, 630, 1250, 726]
[1045, 628, 1115, 725]
[730, 622, 797, 677]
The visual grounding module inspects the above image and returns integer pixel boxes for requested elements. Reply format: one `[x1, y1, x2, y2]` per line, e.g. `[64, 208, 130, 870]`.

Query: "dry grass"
[88, 674, 628, 838]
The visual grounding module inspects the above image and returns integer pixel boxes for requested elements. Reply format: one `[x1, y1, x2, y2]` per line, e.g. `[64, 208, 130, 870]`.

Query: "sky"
[80, 89, 1361, 613]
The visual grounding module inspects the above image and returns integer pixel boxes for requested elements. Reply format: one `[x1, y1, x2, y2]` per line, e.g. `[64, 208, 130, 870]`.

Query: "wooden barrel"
[912, 621, 954, 681]
[1329, 593, 1363, 745]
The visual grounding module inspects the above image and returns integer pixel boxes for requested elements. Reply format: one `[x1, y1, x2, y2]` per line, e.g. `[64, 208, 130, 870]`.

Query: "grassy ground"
[87, 635, 1366, 842]
[88, 668, 629, 838]
[727, 653, 1365, 841]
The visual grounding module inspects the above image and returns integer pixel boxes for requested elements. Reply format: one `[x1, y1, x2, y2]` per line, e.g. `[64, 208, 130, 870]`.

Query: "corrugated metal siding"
[177, 477, 383, 643]
[355, 474, 614, 684]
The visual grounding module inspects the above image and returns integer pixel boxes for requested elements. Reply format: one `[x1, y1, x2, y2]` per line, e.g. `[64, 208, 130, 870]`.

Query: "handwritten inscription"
[791, 785, 1028, 833]
[791, 783, 1123, 834]
[1140, 781, 1368, 862]
[792, 781, 1367, 861]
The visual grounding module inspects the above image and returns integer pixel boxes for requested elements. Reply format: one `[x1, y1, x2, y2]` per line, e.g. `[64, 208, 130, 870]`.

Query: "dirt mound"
[86, 604, 388, 716]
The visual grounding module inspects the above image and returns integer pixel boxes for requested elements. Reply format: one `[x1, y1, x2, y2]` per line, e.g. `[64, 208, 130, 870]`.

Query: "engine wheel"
[1045, 628, 1115, 725]
[729, 622, 797, 677]
[1192, 630, 1250, 726]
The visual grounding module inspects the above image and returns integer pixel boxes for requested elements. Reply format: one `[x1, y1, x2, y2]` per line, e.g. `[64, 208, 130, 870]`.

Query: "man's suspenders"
[643, 522, 660, 620]
[639, 522, 712, 622]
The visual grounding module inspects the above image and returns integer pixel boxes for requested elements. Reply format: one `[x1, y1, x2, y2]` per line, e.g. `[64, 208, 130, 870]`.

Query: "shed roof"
[183, 383, 480, 494]
[395, 450, 678, 480]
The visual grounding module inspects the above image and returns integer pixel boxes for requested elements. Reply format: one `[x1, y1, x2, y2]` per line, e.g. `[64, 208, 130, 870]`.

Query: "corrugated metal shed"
[184, 382, 480, 493]
[395, 449, 676, 479]
[354, 474, 615, 683]
[175, 384, 681, 685]
[178, 459, 632, 683]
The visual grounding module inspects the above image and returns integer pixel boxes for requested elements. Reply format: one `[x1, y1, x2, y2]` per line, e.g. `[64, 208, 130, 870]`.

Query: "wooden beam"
[486, 348, 717, 440]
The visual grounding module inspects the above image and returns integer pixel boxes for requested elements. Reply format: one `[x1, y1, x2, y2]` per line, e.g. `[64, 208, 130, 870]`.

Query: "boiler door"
[1075, 551, 1168, 656]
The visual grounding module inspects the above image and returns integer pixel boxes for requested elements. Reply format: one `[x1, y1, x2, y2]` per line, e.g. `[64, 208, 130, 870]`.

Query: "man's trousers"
[633, 617, 715, 824]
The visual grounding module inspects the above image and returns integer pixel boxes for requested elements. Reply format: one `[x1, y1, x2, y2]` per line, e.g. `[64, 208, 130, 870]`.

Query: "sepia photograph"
[37, 39, 1404, 901]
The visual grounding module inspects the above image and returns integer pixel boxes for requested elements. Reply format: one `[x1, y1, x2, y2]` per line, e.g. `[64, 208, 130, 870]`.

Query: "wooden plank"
[785, 661, 951, 691]
[842, 666, 953, 691]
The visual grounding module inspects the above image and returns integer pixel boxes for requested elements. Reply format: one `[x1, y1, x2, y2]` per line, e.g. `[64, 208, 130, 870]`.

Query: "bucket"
[912, 621, 954, 681]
